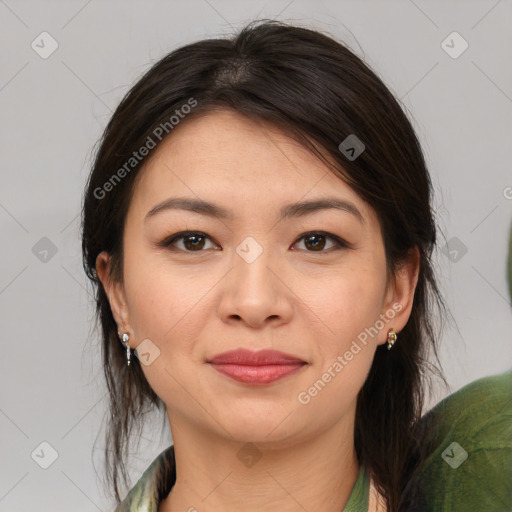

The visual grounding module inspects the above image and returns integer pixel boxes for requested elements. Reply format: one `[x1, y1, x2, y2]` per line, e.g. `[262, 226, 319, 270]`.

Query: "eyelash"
[157, 230, 350, 253]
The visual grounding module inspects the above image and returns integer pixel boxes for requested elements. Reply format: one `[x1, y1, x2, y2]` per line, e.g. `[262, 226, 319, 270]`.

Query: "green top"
[412, 369, 512, 511]
[113, 370, 512, 511]
[111, 445, 369, 511]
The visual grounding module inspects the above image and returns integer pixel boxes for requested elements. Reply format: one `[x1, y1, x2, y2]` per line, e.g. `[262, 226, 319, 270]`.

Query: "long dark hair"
[81, 19, 452, 510]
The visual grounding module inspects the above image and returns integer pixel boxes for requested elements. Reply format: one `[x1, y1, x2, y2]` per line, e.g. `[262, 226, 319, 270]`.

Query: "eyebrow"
[145, 196, 365, 224]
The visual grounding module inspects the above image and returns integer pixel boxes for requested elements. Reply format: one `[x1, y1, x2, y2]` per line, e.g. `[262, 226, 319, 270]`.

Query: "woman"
[81, 20, 511, 512]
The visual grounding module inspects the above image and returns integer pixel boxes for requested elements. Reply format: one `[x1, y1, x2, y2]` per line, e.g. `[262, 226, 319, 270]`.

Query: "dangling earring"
[386, 329, 397, 350]
[118, 330, 131, 366]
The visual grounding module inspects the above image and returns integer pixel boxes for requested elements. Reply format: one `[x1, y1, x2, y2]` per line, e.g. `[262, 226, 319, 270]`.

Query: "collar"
[114, 445, 369, 512]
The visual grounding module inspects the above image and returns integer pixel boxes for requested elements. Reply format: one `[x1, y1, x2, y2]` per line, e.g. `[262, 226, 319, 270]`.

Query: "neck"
[159, 410, 361, 512]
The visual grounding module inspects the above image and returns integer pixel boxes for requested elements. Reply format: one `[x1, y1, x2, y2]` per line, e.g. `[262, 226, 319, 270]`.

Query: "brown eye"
[159, 232, 218, 252]
[182, 234, 207, 250]
[293, 232, 347, 252]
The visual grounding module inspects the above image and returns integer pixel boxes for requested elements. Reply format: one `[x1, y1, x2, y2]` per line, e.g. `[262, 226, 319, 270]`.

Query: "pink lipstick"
[207, 349, 307, 385]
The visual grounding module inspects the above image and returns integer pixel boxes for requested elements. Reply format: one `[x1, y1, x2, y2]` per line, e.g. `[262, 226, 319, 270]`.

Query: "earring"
[117, 330, 131, 366]
[386, 329, 397, 350]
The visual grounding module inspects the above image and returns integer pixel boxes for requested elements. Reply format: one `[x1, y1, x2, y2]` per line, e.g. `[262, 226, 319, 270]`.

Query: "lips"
[207, 348, 305, 365]
[207, 349, 307, 385]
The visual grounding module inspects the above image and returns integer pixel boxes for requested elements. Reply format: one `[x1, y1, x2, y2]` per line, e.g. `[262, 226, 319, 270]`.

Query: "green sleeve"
[415, 370, 512, 511]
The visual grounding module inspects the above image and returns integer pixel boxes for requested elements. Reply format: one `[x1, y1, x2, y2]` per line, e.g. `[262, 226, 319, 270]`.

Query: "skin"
[97, 109, 419, 512]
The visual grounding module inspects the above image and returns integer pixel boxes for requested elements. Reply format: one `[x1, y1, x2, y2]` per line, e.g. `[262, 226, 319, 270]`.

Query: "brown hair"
[81, 19, 451, 510]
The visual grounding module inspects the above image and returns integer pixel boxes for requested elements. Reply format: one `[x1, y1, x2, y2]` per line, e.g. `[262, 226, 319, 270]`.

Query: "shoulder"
[421, 369, 512, 437]
[414, 369, 512, 512]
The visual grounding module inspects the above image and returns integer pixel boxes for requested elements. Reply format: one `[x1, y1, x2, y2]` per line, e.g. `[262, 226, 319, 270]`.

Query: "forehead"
[128, 109, 377, 226]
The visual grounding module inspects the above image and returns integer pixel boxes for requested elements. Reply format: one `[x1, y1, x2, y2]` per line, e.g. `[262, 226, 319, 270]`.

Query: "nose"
[217, 244, 294, 329]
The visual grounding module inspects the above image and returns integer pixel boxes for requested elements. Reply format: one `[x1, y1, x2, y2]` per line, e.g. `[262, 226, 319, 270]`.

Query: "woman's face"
[97, 109, 418, 446]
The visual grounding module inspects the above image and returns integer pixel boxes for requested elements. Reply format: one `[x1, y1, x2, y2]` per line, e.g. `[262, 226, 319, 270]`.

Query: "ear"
[378, 246, 420, 346]
[96, 251, 132, 343]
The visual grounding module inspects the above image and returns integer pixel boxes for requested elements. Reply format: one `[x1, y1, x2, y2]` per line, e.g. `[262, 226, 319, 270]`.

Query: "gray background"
[1, 0, 511, 510]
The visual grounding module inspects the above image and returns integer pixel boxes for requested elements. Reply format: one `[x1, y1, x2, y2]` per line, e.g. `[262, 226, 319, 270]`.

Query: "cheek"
[121, 248, 223, 391]
[121, 252, 211, 405]
[293, 273, 384, 420]
[299, 262, 386, 351]
[123, 247, 205, 336]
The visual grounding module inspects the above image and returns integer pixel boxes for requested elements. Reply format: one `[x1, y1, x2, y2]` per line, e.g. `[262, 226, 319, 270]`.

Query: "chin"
[215, 411, 308, 447]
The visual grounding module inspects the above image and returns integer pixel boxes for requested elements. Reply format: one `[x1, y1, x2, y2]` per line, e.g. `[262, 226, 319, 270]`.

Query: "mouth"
[207, 348, 307, 385]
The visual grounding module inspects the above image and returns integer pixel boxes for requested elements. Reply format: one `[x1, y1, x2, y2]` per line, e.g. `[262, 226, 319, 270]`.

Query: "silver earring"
[118, 331, 131, 366]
